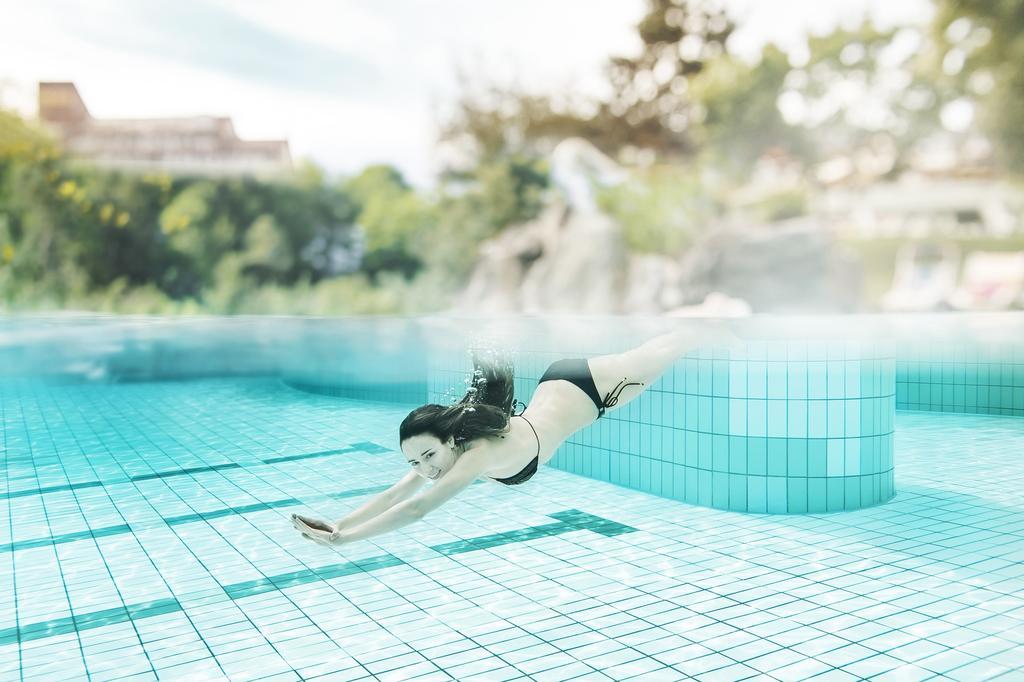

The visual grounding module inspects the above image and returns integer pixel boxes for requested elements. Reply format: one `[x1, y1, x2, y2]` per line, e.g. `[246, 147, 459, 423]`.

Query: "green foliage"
[0, 106, 517, 315]
[441, 0, 735, 162]
[0, 117, 95, 302]
[202, 251, 248, 313]
[0, 109, 368, 313]
[344, 165, 409, 205]
[596, 164, 720, 254]
[473, 156, 549, 229]
[242, 214, 293, 277]
[0, 110, 56, 157]
[431, 155, 549, 280]
[932, 0, 1024, 174]
[602, 0, 734, 154]
[746, 188, 808, 223]
[795, 23, 944, 164]
[690, 46, 811, 178]
[357, 190, 432, 254]
[10, 0, 1021, 316]
[159, 182, 229, 290]
[341, 165, 434, 282]
[198, 268, 456, 315]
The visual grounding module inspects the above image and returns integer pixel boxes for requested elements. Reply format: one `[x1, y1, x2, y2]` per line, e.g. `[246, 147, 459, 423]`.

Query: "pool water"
[1, 376, 1022, 681]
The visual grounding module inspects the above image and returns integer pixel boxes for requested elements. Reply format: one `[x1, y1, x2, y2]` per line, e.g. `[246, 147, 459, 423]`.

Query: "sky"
[0, 0, 932, 187]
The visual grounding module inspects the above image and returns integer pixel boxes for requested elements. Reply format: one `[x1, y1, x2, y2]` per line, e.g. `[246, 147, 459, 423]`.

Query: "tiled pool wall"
[281, 378, 426, 404]
[5, 313, 1022, 517]
[0, 316, 283, 382]
[895, 342, 1024, 417]
[278, 319, 429, 405]
[429, 339, 896, 515]
[0, 316, 429, 404]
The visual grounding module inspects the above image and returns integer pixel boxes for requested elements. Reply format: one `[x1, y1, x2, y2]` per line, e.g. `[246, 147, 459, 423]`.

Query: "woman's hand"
[291, 513, 347, 546]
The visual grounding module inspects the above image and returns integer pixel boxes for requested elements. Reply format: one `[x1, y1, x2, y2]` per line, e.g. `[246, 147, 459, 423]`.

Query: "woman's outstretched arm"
[330, 452, 488, 543]
[332, 470, 425, 530]
[291, 470, 425, 539]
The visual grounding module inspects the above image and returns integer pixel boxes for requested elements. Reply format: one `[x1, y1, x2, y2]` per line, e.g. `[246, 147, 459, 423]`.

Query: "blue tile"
[4, 361, 1024, 682]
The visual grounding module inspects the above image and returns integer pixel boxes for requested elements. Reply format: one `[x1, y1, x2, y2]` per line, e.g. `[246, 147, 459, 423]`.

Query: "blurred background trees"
[440, 0, 736, 162]
[2, 0, 1023, 314]
[931, 0, 1024, 173]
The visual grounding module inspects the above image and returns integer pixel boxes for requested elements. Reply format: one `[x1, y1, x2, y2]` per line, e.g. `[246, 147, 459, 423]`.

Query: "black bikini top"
[491, 400, 540, 486]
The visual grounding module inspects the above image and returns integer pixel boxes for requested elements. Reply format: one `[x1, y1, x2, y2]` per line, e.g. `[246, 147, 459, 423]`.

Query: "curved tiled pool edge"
[281, 378, 426, 405]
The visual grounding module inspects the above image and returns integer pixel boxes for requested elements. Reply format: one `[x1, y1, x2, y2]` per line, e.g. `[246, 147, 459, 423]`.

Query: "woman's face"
[401, 433, 459, 481]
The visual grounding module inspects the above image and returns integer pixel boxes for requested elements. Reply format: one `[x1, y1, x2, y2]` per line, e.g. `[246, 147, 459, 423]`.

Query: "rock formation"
[452, 138, 630, 313]
[675, 219, 864, 313]
[452, 139, 864, 315]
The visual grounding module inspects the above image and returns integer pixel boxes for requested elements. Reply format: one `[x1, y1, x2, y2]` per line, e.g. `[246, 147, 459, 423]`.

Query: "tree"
[931, 0, 1024, 173]
[158, 182, 234, 293]
[688, 44, 809, 177]
[440, 0, 735, 163]
[599, 0, 733, 155]
[0, 112, 91, 302]
[784, 23, 947, 171]
[242, 214, 293, 280]
[342, 165, 434, 282]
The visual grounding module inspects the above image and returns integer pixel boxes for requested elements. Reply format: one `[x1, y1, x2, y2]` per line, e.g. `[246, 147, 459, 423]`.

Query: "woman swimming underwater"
[291, 326, 736, 546]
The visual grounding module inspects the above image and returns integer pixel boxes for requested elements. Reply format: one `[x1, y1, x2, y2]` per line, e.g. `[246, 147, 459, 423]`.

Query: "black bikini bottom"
[539, 358, 608, 418]
[494, 358, 637, 486]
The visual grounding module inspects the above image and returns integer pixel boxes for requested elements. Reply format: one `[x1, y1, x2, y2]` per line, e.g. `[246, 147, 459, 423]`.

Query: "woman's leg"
[587, 326, 733, 416]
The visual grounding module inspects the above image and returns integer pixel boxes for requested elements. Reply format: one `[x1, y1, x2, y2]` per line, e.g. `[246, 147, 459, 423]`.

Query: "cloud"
[49, 0, 384, 96]
[8, 0, 934, 187]
[2, 0, 929, 186]
[2, 0, 645, 185]
[212, 0, 400, 61]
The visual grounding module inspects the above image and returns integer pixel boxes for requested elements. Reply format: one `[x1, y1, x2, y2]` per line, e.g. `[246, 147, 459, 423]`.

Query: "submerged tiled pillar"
[280, 319, 429, 404]
[551, 340, 896, 514]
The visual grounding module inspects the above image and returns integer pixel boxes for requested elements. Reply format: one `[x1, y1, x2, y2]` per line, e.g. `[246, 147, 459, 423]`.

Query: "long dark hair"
[400, 350, 517, 447]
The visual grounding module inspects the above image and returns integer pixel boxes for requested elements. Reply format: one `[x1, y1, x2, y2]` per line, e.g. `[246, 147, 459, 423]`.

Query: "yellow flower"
[158, 210, 191, 234]
[163, 214, 190, 233]
[58, 180, 77, 198]
[115, 211, 130, 228]
[1, 244, 13, 263]
[99, 204, 114, 223]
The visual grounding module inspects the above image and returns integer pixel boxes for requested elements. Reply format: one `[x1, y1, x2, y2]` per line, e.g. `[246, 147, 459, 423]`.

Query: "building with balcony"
[37, 82, 291, 177]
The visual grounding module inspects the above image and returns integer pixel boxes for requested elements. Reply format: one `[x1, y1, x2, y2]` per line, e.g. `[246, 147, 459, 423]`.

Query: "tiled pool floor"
[1, 377, 1022, 681]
